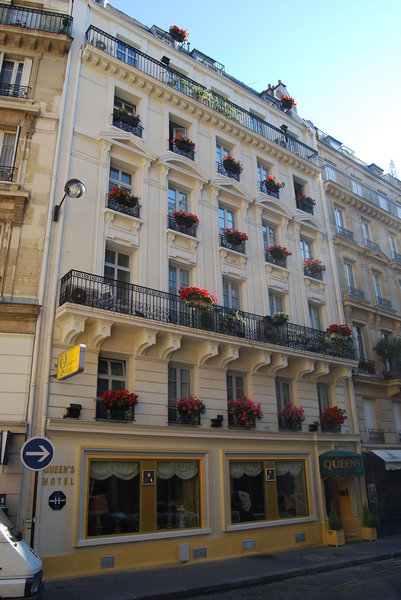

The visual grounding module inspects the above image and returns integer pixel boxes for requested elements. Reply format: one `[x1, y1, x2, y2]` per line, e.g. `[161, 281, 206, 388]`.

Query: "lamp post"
[53, 178, 86, 221]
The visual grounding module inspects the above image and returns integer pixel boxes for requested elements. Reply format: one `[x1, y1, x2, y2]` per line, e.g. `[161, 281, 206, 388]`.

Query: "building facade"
[0, 0, 72, 526]
[317, 132, 401, 536]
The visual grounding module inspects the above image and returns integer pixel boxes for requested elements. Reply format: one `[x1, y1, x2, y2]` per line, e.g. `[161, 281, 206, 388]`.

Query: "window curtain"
[275, 461, 303, 478]
[90, 461, 139, 480]
[157, 461, 198, 480]
[230, 462, 263, 479]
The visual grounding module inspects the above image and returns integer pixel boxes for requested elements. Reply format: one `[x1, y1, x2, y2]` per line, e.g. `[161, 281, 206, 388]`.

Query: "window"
[275, 378, 291, 413]
[226, 372, 244, 401]
[372, 271, 382, 300]
[269, 291, 283, 315]
[104, 247, 130, 283]
[109, 166, 132, 194]
[300, 238, 312, 261]
[169, 118, 187, 142]
[114, 97, 136, 115]
[262, 223, 276, 248]
[169, 264, 189, 295]
[344, 262, 355, 291]
[116, 41, 137, 66]
[157, 461, 200, 529]
[308, 303, 321, 330]
[276, 461, 308, 519]
[334, 207, 345, 230]
[362, 221, 371, 241]
[249, 113, 264, 135]
[393, 402, 401, 437]
[168, 365, 190, 408]
[0, 132, 17, 170]
[317, 383, 330, 412]
[363, 398, 377, 431]
[230, 462, 265, 523]
[219, 206, 234, 231]
[389, 234, 398, 257]
[216, 142, 230, 164]
[96, 357, 126, 398]
[352, 325, 365, 360]
[223, 279, 240, 309]
[257, 163, 269, 184]
[293, 180, 303, 198]
[0, 60, 23, 87]
[168, 186, 187, 214]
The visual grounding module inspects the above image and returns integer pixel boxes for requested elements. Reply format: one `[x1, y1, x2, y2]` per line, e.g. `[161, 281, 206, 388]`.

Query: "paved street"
[188, 558, 401, 600]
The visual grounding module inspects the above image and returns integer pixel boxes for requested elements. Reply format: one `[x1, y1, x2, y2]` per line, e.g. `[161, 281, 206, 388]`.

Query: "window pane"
[105, 249, 115, 264]
[104, 266, 114, 279]
[98, 359, 108, 375]
[235, 376, 244, 398]
[117, 253, 129, 268]
[121, 171, 131, 186]
[157, 462, 200, 530]
[110, 361, 124, 377]
[276, 461, 308, 518]
[87, 461, 140, 536]
[230, 462, 265, 523]
[111, 379, 126, 391]
[178, 192, 187, 212]
[180, 368, 190, 398]
[226, 374, 233, 400]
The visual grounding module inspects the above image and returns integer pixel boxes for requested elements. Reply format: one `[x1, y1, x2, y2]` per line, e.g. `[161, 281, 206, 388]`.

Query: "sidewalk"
[44, 534, 401, 600]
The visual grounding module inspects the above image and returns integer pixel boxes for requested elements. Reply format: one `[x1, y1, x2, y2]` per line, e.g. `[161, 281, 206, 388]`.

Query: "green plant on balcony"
[272, 312, 289, 325]
[113, 108, 140, 126]
[222, 228, 248, 246]
[262, 175, 285, 193]
[374, 337, 401, 377]
[222, 156, 243, 174]
[228, 396, 263, 427]
[219, 309, 246, 335]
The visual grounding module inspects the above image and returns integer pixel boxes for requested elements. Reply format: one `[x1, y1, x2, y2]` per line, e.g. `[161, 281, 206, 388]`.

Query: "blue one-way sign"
[21, 437, 55, 471]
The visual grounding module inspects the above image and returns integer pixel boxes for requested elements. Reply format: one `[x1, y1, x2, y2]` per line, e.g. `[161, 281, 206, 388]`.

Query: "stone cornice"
[0, 27, 72, 55]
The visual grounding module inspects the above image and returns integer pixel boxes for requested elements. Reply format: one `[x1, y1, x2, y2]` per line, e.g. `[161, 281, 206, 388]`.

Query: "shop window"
[229, 461, 265, 523]
[156, 461, 200, 529]
[276, 460, 308, 519]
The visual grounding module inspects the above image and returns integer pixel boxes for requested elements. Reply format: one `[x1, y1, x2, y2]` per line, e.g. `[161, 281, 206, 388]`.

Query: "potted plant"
[113, 108, 140, 126]
[98, 389, 138, 421]
[175, 395, 205, 424]
[326, 324, 352, 339]
[374, 337, 401, 378]
[261, 175, 285, 194]
[272, 312, 289, 325]
[266, 245, 292, 259]
[222, 155, 243, 174]
[320, 406, 347, 432]
[296, 195, 316, 210]
[280, 94, 296, 110]
[222, 228, 248, 246]
[108, 187, 139, 207]
[228, 396, 263, 428]
[172, 133, 195, 152]
[179, 286, 219, 309]
[219, 309, 246, 336]
[172, 210, 199, 228]
[279, 401, 305, 430]
[169, 25, 188, 43]
[326, 503, 344, 546]
[361, 501, 378, 542]
[303, 258, 326, 276]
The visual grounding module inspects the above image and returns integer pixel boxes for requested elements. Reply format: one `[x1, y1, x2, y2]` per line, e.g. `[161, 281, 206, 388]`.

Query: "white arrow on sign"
[26, 445, 50, 463]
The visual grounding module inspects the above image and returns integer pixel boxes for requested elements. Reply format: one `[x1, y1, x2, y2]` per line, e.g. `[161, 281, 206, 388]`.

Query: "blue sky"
[109, 0, 401, 176]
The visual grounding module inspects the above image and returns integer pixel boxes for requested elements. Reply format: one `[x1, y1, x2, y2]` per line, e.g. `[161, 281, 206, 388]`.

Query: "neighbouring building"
[317, 131, 401, 536]
[0, 0, 72, 527]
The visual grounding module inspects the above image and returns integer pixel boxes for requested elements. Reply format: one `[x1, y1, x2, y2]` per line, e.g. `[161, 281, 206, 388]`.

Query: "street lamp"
[53, 178, 86, 221]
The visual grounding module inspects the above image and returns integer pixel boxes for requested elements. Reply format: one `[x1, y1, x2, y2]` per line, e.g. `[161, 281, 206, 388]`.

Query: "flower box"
[175, 395, 205, 425]
[179, 286, 219, 308]
[108, 187, 139, 207]
[326, 324, 352, 337]
[113, 109, 140, 126]
[320, 406, 347, 431]
[222, 155, 243, 174]
[222, 228, 248, 246]
[361, 526, 377, 542]
[169, 25, 188, 42]
[262, 175, 285, 194]
[229, 397, 263, 428]
[280, 94, 296, 110]
[326, 528, 345, 547]
[172, 210, 199, 228]
[172, 134, 195, 152]
[272, 312, 289, 325]
[303, 258, 326, 275]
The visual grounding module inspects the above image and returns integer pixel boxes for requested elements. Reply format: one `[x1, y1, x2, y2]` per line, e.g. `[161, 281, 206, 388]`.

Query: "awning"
[369, 449, 401, 470]
[319, 450, 365, 479]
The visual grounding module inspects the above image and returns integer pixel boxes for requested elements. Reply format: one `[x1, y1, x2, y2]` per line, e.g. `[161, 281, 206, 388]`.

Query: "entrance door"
[324, 478, 355, 535]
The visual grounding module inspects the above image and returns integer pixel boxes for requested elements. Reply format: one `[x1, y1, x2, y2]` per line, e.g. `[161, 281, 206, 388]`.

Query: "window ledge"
[77, 527, 212, 547]
[226, 515, 316, 532]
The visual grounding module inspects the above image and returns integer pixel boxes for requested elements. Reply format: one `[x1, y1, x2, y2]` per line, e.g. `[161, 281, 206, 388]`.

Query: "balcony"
[106, 196, 141, 218]
[219, 233, 245, 254]
[168, 215, 197, 238]
[367, 428, 385, 443]
[112, 117, 143, 138]
[170, 142, 195, 161]
[168, 406, 201, 426]
[365, 238, 380, 251]
[265, 250, 287, 268]
[392, 252, 401, 263]
[296, 197, 314, 215]
[278, 414, 302, 431]
[217, 162, 240, 182]
[346, 286, 365, 300]
[376, 296, 392, 309]
[0, 4, 72, 35]
[323, 164, 401, 220]
[0, 83, 29, 99]
[259, 181, 279, 199]
[336, 226, 354, 240]
[84, 26, 319, 167]
[304, 268, 323, 281]
[0, 165, 16, 182]
[357, 359, 375, 374]
[59, 270, 355, 360]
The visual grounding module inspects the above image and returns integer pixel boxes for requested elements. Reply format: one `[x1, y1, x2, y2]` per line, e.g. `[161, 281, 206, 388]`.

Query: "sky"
[108, 0, 401, 176]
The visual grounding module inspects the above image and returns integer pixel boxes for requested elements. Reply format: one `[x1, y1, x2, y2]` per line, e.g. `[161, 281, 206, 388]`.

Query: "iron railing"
[84, 26, 319, 166]
[367, 428, 385, 443]
[168, 406, 201, 425]
[0, 165, 15, 181]
[106, 196, 141, 218]
[304, 269, 323, 281]
[168, 215, 197, 238]
[365, 238, 380, 251]
[336, 226, 354, 240]
[0, 4, 72, 35]
[217, 162, 240, 181]
[296, 197, 314, 215]
[265, 250, 287, 268]
[0, 83, 29, 98]
[376, 296, 392, 309]
[357, 359, 375, 374]
[259, 182, 280, 198]
[112, 118, 143, 138]
[347, 286, 365, 299]
[323, 164, 401, 220]
[59, 270, 355, 360]
[170, 142, 195, 161]
[220, 234, 246, 254]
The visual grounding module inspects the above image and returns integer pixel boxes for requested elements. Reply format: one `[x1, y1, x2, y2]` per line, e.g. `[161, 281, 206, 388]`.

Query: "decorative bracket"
[250, 350, 271, 374]
[55, 313, 87, 346]
[215, 344, 239, 368]
[266, 353, 288, 376]
[158, 333, 182, 360]
[86, 319, 113, 350]
[133, 329, 157, 357]
[198, 341, 219, 367]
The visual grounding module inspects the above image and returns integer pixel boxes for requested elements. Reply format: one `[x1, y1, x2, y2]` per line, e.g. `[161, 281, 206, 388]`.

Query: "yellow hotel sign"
[57, 344, 86, 380]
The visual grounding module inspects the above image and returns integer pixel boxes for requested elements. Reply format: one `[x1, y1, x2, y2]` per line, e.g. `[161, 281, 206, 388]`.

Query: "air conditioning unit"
[95, 39, 106, 51]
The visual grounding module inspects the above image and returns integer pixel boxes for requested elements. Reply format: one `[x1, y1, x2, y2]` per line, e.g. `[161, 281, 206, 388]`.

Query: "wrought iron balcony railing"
[59, 270, 355, 360]
[0, 83, 29, 99]
[265, 250, 287, 268]
[367, 428, 385, 443]
[304, 268, 323, 281]
[357, 359, 375, 374]
[392, 252, 401, 262]
[0, 3, 72, 35]
[168, 406, 201, 425]
[296, 197, 314, 215]
[259, 181, 280, 198]
[112, 117, 143, 138]
[336, 226, 354, 240]
[365, 238, 380, 251]
[168, 215, 197, 238]
[220, 233, 246, 254]
[0, 165, 15, 181]
[376, 296, 392, 308]
[170, 142, 195, 161]
[323, 164, 401, 220]
[106, 196, 141, 218]
[217, 162, 240, 181]
[84, 26, 319, 166]
[346, 286, 365, 299]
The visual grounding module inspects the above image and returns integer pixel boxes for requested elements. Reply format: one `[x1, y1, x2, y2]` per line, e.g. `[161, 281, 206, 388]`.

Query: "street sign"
[21, 436, 55, 471]
[49, 491, 66, 511]
[57, 344, 86, 380]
